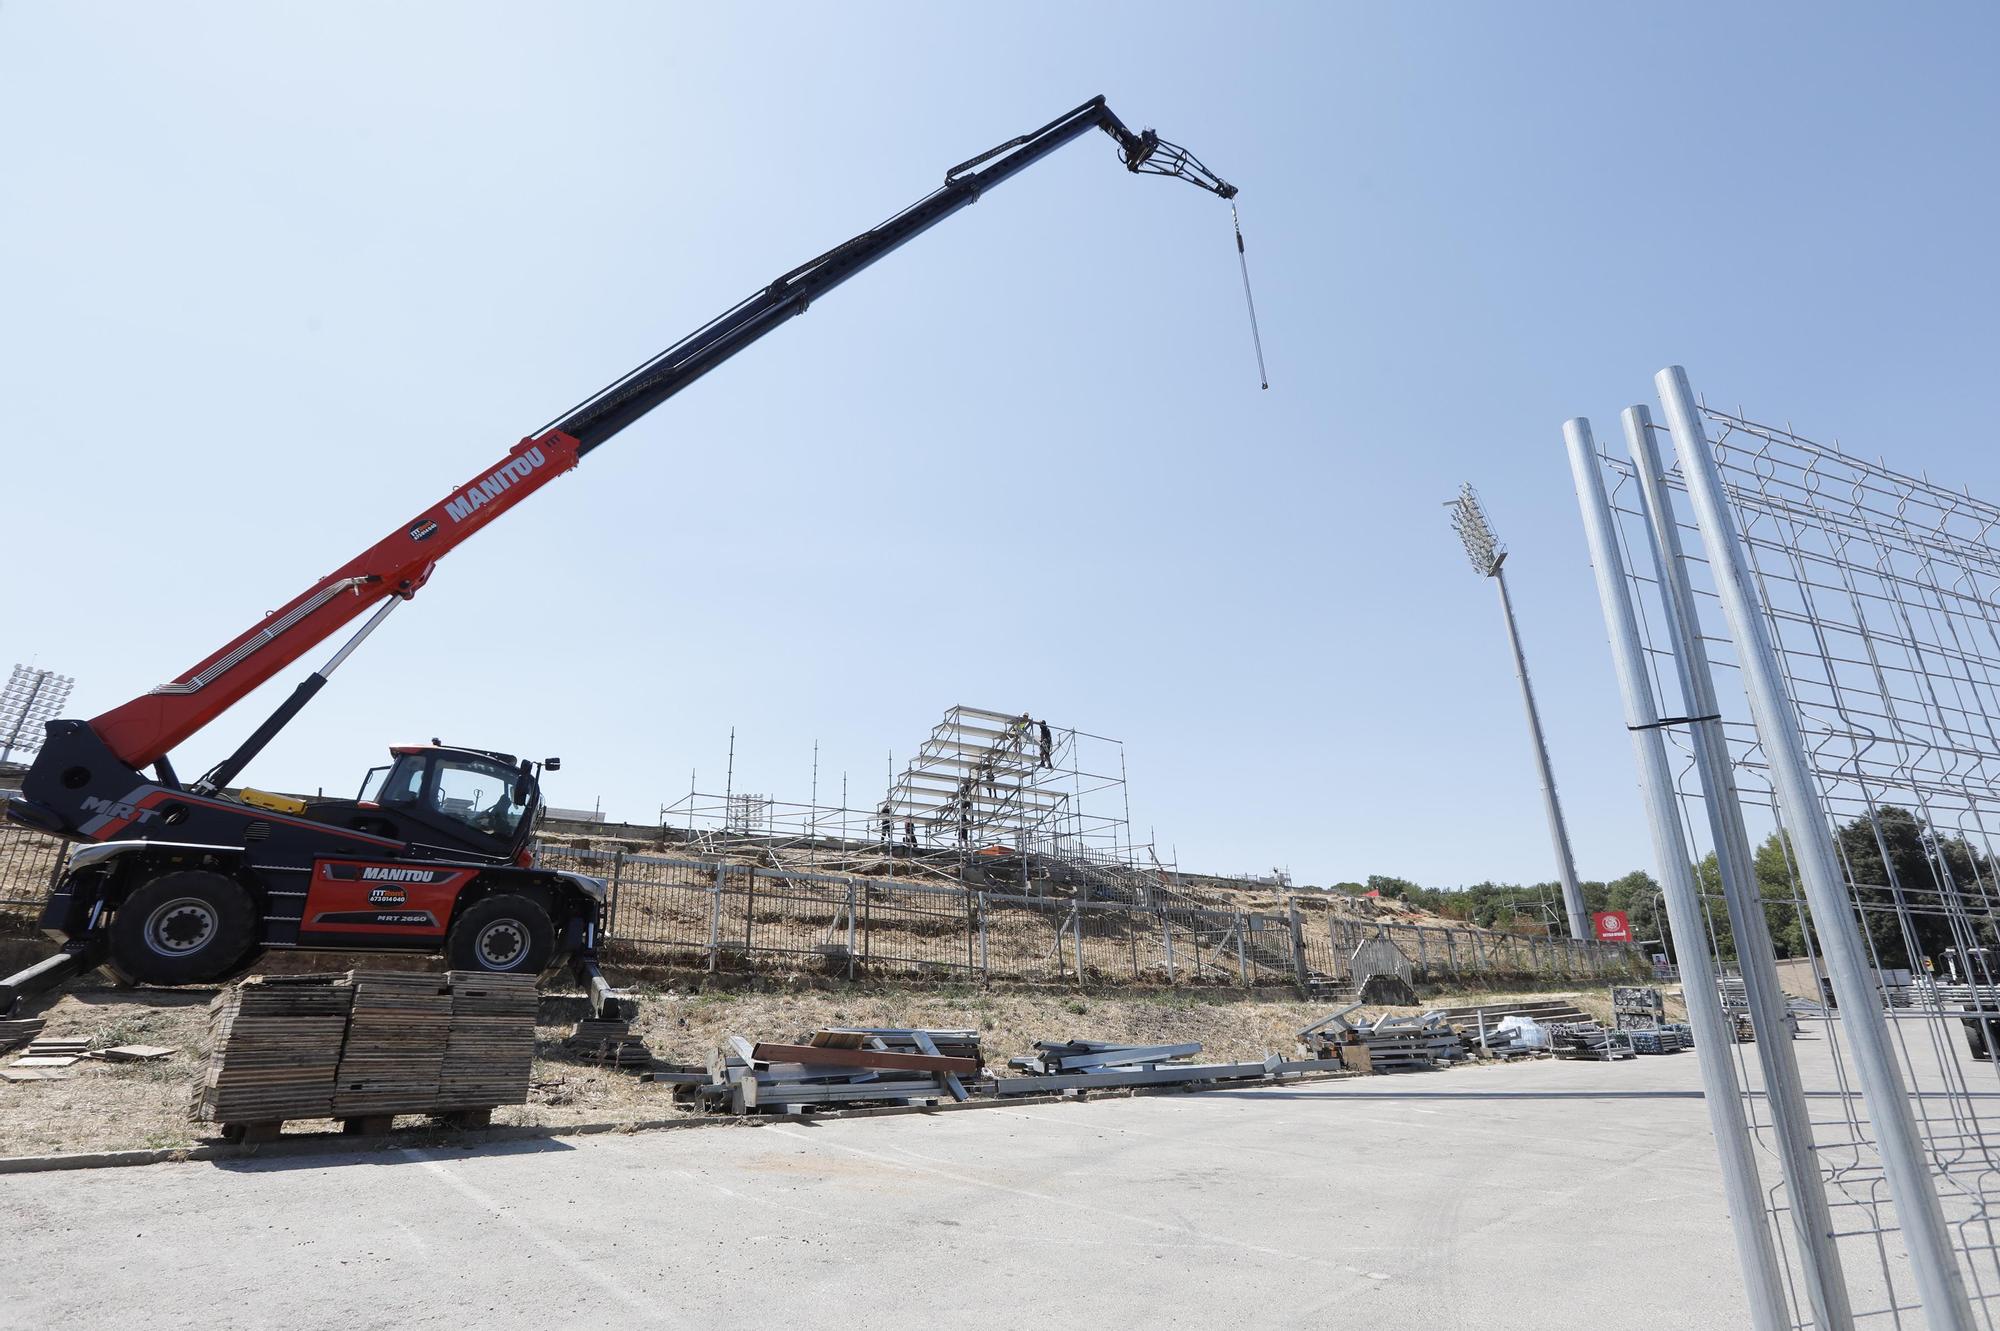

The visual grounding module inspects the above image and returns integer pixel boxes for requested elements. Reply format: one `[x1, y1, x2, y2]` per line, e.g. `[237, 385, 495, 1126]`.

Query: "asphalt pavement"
[0, 1049, 1748, 1330]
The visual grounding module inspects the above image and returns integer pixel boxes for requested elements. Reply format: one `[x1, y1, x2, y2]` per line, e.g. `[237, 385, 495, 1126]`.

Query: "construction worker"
[903, 818, 917, 850]
[1037, 719, 1053, 768]
[878, 800, 893, 846]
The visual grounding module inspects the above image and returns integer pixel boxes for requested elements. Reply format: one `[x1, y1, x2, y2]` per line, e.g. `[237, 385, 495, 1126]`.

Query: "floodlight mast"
[0, 666, 75, 766]
[1448, 486, 1589, 942]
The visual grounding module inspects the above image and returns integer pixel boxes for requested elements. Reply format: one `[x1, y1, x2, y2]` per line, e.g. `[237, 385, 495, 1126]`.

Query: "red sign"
[1593, 910, 1631, 943]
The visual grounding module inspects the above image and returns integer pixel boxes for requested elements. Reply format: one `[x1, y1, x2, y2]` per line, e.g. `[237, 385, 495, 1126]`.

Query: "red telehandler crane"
[1, 96, 1243, 1017]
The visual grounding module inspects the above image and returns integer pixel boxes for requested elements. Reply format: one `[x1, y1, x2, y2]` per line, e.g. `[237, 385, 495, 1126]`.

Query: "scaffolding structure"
[884, 706, 1134, 864]
[1570, 364, 2000, 1329]
[654, 707, 1164, 895]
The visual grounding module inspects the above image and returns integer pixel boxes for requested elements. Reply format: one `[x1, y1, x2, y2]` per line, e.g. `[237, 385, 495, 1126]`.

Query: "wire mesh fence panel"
[1244, 914, 1300, 985]
[982, 895, 1075, 983]
[0, 826, 63, 917]
[1586, 383, 2000, 1328]
[1073, 901, 1150, 985]
[854, 879, 976, 979]
[1295, 914, 1343, 982]
[722, 868, 859, 972]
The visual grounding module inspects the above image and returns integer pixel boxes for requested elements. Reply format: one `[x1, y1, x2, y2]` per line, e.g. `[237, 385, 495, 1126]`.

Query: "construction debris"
[996, 1038, 1277, 1095]
[98, 1044, 177, 1062]
[1298, 1006, 1470, 1074]
[704, 1027, 973, 1114]
[1550, 1023, 1637, 1061]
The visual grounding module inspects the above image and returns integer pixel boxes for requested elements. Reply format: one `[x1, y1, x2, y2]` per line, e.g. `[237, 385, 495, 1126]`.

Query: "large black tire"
[447, 894, 556, 975]
[109, 869, 258, 985]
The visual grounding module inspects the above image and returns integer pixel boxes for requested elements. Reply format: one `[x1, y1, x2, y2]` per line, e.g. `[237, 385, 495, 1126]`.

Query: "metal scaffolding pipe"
[1622, 403, 1853, 1330]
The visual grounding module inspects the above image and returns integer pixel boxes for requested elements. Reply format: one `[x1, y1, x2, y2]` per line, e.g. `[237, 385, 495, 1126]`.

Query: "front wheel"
[446, 894, 556, 974]
[109, 870, 258, 985]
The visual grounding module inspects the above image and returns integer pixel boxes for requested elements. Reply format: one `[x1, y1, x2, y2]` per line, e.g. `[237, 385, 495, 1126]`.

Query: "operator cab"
[324, 743, 555, 860]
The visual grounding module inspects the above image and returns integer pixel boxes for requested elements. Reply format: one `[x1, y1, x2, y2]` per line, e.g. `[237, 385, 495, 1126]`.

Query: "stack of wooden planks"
[198, 969, 542, 1130]
[437, 971, 539, 1111]
[197, 975, 355, 1123]
[332, 972, 452, 1116]
[564, 1016, 651, 1069]
[0, 1017, 46, 1054]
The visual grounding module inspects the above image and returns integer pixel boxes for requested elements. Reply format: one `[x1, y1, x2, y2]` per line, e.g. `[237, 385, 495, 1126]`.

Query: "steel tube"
[1622, 403, 1854, 1329]
[1566, 416, 1792, 1331]
[1657, 364, 1974, 1329]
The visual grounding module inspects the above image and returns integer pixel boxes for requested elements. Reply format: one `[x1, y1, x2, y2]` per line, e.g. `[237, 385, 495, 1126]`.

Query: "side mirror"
[544, 757, 561, 772]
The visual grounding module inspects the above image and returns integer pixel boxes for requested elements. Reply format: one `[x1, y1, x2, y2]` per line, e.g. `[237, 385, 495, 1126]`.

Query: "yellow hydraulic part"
[240, 787, 307, 815]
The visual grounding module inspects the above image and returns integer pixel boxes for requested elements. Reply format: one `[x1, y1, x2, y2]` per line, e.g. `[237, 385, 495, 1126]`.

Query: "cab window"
[377, 756, 427, 807]
[429, 755, 529, 837]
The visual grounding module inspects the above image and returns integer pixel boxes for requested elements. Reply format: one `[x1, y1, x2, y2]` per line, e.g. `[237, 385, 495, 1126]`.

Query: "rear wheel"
[109, 869, 258, 985]
[447, 894, 556, 974]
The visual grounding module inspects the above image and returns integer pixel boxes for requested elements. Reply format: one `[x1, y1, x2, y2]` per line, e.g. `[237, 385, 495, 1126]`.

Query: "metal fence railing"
[0, 826, 65, 918]
[0, 827, 1639, 990]
[537, 843, 1638, 989]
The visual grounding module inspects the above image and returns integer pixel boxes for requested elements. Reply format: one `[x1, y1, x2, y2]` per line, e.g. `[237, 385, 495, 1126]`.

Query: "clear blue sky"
[5, 3, 1997, 889]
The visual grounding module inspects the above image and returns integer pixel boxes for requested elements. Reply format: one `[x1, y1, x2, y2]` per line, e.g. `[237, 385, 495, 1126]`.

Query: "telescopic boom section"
[87, 95, 1236, 774]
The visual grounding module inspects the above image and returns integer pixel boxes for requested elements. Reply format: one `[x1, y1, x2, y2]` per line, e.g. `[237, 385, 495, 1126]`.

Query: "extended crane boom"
[2, 95, 1243, 1020]
[79, 95, 1236, 787]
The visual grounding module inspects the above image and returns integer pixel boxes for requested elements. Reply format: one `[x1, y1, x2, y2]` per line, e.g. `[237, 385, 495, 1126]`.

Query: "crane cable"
[1230, 202, 1268, 390]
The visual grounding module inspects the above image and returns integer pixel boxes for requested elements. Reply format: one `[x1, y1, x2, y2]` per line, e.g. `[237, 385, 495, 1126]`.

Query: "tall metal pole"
[1566, 416, 1794, 1331]
[1623, 403, 1854, 1330]
[1657, 364, 1974, 1329]
[1451, 487, 1589, 941]
[1493, 561, 1589, 940]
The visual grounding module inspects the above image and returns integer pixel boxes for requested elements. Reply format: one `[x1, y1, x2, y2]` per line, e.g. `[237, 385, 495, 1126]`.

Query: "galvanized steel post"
[1657, 365, 1973, 1328]
[1566, 415, 1794, 1331]
[707, 863, 724, 972]
[1625, 401, 1854, 1330]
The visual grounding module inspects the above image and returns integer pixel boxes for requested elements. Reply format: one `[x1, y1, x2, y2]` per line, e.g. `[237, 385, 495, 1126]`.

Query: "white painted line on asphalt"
[767, 1123, 1382, 1286]
[403, 1148, 681, 1325]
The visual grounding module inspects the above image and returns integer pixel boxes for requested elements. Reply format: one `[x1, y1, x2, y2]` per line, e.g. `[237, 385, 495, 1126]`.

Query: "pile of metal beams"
[705, 1027, 979, 1114]
[1624, 1023, 1693, 1055]
[1550, 1022, 1636, 1061]
[1459, 1021, 1537, 1060]
[1300, 1006, 1469, 1074]
[995, 1040, 1278, 1096]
